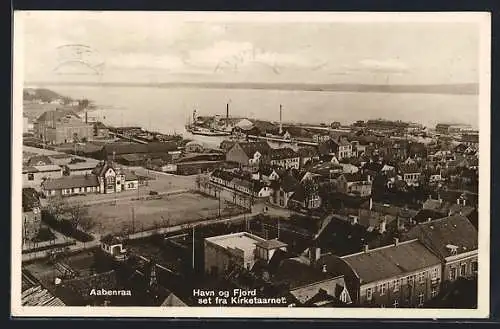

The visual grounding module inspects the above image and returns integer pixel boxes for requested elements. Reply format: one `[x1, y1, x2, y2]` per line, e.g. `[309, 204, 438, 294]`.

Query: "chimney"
[394, 238, 399, 246]
[363, 244, 369, 253]
[308, 246, 321, 265]
[85, 111, 88, 124]
[226, 103, 229, 122]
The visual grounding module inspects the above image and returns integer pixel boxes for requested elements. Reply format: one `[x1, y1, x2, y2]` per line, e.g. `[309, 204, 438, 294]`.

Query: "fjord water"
[47, 85, 479, 136]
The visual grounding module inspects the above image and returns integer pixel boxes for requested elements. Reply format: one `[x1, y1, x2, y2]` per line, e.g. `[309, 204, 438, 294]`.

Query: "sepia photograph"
[11, 11, 490, 318]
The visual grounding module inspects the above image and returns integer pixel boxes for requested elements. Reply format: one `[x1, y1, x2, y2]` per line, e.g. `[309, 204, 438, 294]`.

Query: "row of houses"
[203, 214, 477, 307]
[40, 161, 139, 197]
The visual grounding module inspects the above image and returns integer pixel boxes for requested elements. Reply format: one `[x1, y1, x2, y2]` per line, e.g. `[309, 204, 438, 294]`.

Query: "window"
[450, 267, 457, 281]
[418, 293, 425, 307]
[408, 275, 414, 285]
[431, 268, 438, 280]
[460, 263, 467, 276]
[394, 279, 400, 292]
[472, 261, 478, 273]
[366, 288, 372, 301]
[431, 288, 437, 298]
[380, 283, 386, 296]
[419, 272, 425, 284]
[28, 173, 34, 181]
[393, 299, 399, 308]
[402, 277, 407, 285]
[340, 290, 348, 303]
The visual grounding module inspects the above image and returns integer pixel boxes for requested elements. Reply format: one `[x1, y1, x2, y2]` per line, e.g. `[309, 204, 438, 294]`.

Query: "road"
[22, 210, 258, 262]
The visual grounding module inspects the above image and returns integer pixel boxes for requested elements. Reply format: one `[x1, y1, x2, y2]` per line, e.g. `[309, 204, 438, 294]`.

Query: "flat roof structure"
[206, 232, 266, 252]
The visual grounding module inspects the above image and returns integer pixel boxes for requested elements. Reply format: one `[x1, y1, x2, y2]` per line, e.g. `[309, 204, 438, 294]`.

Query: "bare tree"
[47, 195, 69, 220]
[195, 175, 202, 191]
[65, 202, 93, 232]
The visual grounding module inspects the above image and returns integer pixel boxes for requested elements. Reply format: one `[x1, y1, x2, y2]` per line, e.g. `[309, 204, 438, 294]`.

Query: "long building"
[34, 109, 93, 145]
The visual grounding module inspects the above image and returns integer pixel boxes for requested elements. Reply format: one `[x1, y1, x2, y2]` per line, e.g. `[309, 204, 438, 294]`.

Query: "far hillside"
[24, 88, 65, 103]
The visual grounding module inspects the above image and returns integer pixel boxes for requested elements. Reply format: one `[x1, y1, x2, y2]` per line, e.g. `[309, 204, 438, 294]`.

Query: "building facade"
[34, 110, 93, 145]
[405, 215, 478, 287]
[319, 239, 442, 308]
[204, 232, 287, 277]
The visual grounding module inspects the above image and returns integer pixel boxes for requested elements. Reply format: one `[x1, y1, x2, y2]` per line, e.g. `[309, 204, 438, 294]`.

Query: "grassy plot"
[87, 192, 246, 235]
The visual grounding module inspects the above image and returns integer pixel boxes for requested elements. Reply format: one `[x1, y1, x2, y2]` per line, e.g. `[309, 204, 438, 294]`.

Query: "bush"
[32, 227, 56, 242]
[42, 211, 94, 242]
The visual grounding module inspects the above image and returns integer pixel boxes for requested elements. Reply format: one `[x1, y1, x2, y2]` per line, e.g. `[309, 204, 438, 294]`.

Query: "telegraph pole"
[192, 225, 195, 270]
[131, 206, 135, 234]
[218, 189, 221, 218]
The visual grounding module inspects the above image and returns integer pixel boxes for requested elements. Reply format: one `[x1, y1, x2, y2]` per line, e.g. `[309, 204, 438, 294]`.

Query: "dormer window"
[446, 244, 458, 256]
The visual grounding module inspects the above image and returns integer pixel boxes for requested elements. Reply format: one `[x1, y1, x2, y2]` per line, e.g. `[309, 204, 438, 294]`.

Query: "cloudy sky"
[18, 12, 481, 85]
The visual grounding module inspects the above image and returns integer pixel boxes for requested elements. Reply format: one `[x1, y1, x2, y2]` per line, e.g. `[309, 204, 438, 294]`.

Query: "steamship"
[185, 104, 232, 137]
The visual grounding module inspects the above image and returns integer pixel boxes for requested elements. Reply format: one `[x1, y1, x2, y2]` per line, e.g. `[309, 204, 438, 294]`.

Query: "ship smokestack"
[85, 111, 88, 124]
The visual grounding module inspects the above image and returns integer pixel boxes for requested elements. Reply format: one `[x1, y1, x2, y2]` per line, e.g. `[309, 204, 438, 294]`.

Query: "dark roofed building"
[41, 174, 100, 197]
[270, 258, 352, 306]
[269, 147, 300, 170]
[92, 142, 178, 160]
[331, 239, 442, 307]
[27, 155, 53, 166]
[405, 215, 478, 284]
[225, 141, 272, 167]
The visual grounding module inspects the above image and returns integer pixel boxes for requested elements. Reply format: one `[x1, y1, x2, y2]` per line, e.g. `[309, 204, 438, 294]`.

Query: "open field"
[86, 192, 246, 235]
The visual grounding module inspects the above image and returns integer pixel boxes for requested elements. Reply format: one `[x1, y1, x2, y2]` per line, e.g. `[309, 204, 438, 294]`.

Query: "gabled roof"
[42, 174, 99, 190]
[210, 168, 235, 182]
[161, 293, 187, 306]
[341, 240, 441, 284]
[236, 141, 272, 158]
[399, 163, 421, 174]
[36, 109, 79, 123]
[272, 258, 344, 289]
[101, 234, 123, 245]
[318, 139, 339, 155]
[297, 146, 319, 157]
[270, 147, 299, 160]
[92, 161, 114, 176]
[27, 155, 53, 166]
[405, 215, 478, 259]
[361, 162, 384, 172]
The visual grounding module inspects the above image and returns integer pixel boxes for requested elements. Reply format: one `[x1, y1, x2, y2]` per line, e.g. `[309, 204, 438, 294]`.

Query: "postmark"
[53, 44, 105, 76]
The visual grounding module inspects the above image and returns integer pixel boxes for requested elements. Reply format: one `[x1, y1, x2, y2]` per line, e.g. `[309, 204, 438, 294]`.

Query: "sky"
[17, 12, 482, 85]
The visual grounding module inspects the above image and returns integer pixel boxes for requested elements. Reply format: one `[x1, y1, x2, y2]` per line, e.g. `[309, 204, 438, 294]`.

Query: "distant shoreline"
[24, 81, 479, 96]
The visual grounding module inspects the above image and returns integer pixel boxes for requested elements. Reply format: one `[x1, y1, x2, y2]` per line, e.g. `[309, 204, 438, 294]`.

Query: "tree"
[65, 202, 93, 232]
[47, 195, 68, 220]
[195, 175, 202, 190]
[302, 178, 318, 210]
